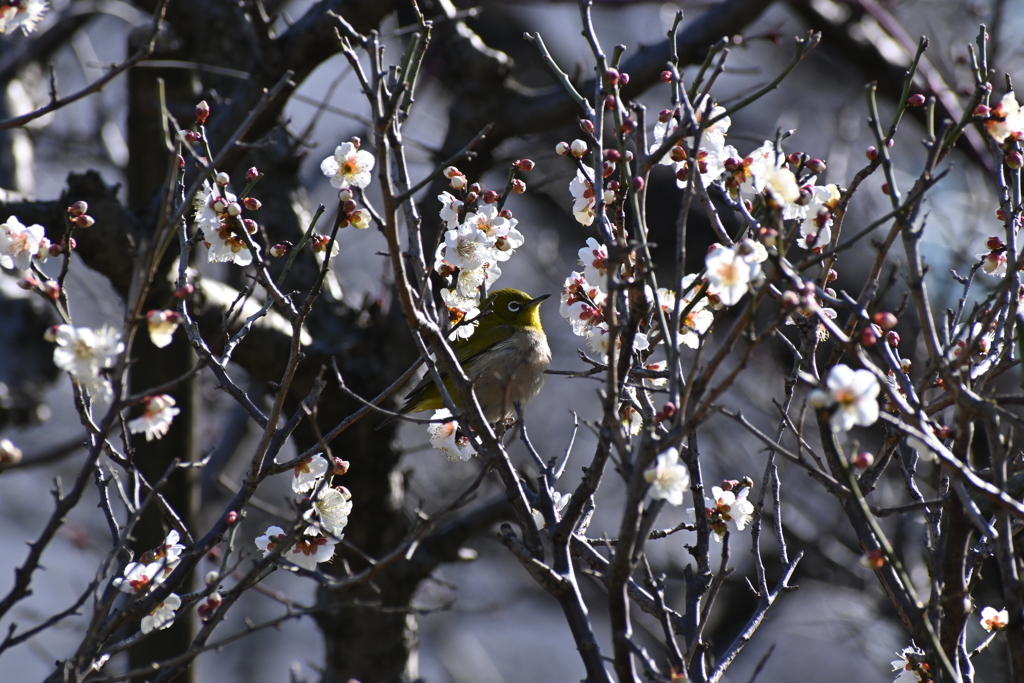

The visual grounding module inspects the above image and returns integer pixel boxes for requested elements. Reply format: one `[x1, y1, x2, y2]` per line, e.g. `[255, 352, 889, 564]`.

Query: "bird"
[387, 288, 551, 425]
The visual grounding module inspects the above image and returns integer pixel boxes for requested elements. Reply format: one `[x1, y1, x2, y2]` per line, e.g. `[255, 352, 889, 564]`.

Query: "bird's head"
[481, 288, 549, 331]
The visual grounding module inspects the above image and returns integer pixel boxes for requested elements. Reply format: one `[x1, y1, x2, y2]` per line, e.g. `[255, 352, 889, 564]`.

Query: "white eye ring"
[508, 301, 521, 312]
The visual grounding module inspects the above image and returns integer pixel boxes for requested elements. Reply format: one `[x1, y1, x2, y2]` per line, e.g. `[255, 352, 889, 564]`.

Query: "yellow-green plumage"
[397, 288, 551, 423]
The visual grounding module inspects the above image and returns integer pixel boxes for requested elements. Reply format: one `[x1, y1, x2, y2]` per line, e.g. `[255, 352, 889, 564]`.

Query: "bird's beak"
[527, 293, 551, 307]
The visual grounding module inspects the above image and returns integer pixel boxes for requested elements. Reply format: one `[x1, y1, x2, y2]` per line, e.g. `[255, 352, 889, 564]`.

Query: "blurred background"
[0, 0, 1019, 681]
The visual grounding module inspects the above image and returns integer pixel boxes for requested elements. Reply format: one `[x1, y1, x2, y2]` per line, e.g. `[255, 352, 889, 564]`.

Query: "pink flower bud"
[242, 197, 261, 211]
[555, 141, 569, 156]
[1006, 151, 1023, 169]
[605, 95, 616, 110]
[619, 73, 629, 85]
[658, 108, 672, 122]
[498, 209, 513, 219]
[511, 179, 526, 194]
[660, 70, 673, 83]
[177, 155, 185, 169]
[805, 158, 826, 174]
[48, 242, 63, 257]
[851, 451, 874, 469]
[886, 330, 900, 346]
[669, 146, 687, 162]
[483, 190, 500, 204]
[270, 243, 289, 257]
[246, 167, 260, 182]
[42, 280, 60, 300]
[633, 176, 644, 192]
[604, 149, 621, 162]
[873, 311, 897, 330]
[974, 104, 991, 117]
[580, 120, 595, 135]
[72, 215, 95, 229]
[881, 183, 891, 195]
[183, 130, 201, 143]
[781, 291, 800, 308]
[860, 325, 878, 346]
[987, 236, 1005, 250]
[175, 284, 194, 299]
[243, 219, 257, 234]
[68, 201, 88, 216]
[225, 511, 239, 525]
[514, 158, 535, 172]
[605, 68, 619, 85]
[866, 146, 878, 161]
[195, 100, 210, 124]
[17, 276, 36, 290]
[620, 118, 636, 134]
[826, 269, 838, 282]
[332, 457, 350, 475]
[464, 191, 478, 204]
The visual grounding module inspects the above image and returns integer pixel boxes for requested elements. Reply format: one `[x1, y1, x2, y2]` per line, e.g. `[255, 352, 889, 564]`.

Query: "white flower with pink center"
[578, 238, 609, 284]
[288, 454, 329, 494]
[644, 447, 690, 505]
[127, 395, 181, 442]
[141, 594, 181, 633]
[0, 215, 45, 271]
[704, 244, 758, 307]
[320, 142, 375, 189]
[569, 170, 595, 226]
[428, 409, 476, 462]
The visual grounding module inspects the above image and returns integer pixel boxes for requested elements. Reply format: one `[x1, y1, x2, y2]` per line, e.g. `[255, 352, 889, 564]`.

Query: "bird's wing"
[400, 324, 514, 407]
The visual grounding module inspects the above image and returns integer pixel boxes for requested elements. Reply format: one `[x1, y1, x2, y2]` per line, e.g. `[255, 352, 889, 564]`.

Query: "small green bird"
[392, 288, 551, 424]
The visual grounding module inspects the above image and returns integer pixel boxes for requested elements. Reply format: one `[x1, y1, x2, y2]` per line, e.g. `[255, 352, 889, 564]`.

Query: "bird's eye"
[507, 301, 521, 312]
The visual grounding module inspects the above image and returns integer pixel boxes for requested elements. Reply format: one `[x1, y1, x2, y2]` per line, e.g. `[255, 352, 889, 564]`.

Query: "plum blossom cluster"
[46, 324, 124, 401]
[194, 174, 263, 267]
[432, 164, 529, 341]
[257, 453, 353, 571]
[700, 480, 755, 540]
[112, 530, 186, 633]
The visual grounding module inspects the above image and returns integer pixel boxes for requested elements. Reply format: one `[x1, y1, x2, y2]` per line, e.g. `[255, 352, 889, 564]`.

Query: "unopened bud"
[603, 149, 621, 162]
[658, 108, 672, 123]
[204, 571, 220, 586]
[619, 73, 629, 85]
[660, 70, 673, 83]
[886, 330, 900, 346]
[861, 549, 885, 569]
[860, 325, 879, 346]
[580, 120, 595, 135]
[464, 191, 478, 204]
[907, 94, 926, 107]
[177, 155, 185, 169]
[620, 118, 636, 134]
[468, 183, 482, 195]
[242, 197, 261, 211]
[511, 179, 526, 194]
[42, 280, 60, 300]
[974, 104, 991, 117]
[0, 438, 22, 465]
[215, 172, 230, 186]
[350, 209, 371, 229]
[225, 510, 239, 525]
[805, 158, 826, 174]
[900, 358, 912, 373]
[450, 175, 466, 190]
[514, 158, 535, 172]
[851, 450, 874, 469]
[72, 215, 94, 229]
[270, 243, 289, 257]
[1006, 150, 1024, 169]
[483, 190, 500, 204]
[605, 68, 620, 85]
[175, 284, 194, 299]
[881, 183, 891, 195]
[866, 146, 878, 161]
[570, 139, 588, 158]
[17, 276, 37, 290]
[68, 201, 88, 216]
[605, 95, 616, 110]
[669, 146, 687, 163]
[826, 269, 838, 283]
[48, 242, 64, 257]
[602, 190, 616, 204]
[226, 202, 242, 217]
[633, 176, 644, 192]
[183, 130, 201, 143]
[873, 311, 897, 330]
[555, 141, 570, 156]
[986, 236, 1005, 250]
[781, 291, 800, 309]
[498, 209, 513, 219]
[195, 100, 210, 124]
[246, 167, 260, 182]
[332, 457, 350, 475]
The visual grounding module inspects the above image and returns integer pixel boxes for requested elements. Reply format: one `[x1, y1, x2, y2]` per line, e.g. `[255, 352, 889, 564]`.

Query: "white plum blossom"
[578, 238, 609, 284]
[560, 271, 606, 338]
[146, 310, 180, 348]
[620, 387, 644, 436]
[441, 288, 480, 340]
[0, 0, 48, 35]
[655, 283, 714, 349]
[794, 184, 840, 251]
[320, 141, 375, 189]
[288, 454, 329, 494]
[127, 395, 180, 441]
[0, 215, 45, 270]
[763, 165, 800, 208]
[141, 594, 181, 634]
[978, 250, 1007, 276]
[50, 324, 123, 400]
[256, 525, 336, 571]
[455, 261, 501, 300]
[304, 486, 353, 537]
[704, 485, 755, 539]
[811, 364, 880, 432]
[113, 561, 167, 594]
[980, 606, 1008, 632]
[463, 205, 524, 261]
[705, 244, 759, 307]
[569, 170, 596, 226]
[653, 97, 732, 186]
[644, 360, 668, 388]
[428, 409, 476, 462]
[443, 223, 494, 271]
[891, 646, 929, 683]
[985, 92, 1024, 144]
[438, 191, 463, 230]
[585, 325, 649, 356]
[723, 141, 774, 201]
[644, 447, 690, 505]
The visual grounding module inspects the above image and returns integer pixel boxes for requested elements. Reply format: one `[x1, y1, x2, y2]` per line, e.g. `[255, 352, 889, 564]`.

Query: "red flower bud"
[483, 190, 500, 204]
[1006, 151, 1024, 169]
[42, 280, 60, 300]
[860, 325, 879, 346]
[580, 120, 595, 135]
[246, 167, 260, 182]
[669, 146, 687, 163]
[175, 284, 195, 299]
[72, 215, 95, 229]
[511, 179, 526, 194]
[633, 176, 644, 192]
[881, 183, 891, 195]
[225, 511, 239, 525]
[195, 100, 210, 124]
[658, 108, 672, 123]
[907, 94, 926, 107]
[68, 201, 88, 216]
[660, 70, 673, 83]
[514, 158, 535, 172]
[619, 73, 629, 85]
[605, 68, 620, 85]
[604, 149, 621, 162]
[468, 183, 482, 195]
[852, 451, 874, 468]
[886, 330, 900, 346]
[805, 158, 826, 174]
[866, 146, 878, 161]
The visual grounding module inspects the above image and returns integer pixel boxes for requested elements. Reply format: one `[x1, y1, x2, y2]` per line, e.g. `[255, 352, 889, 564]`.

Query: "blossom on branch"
[304, 486, 353, 537]
[428, 409, 476, 462]
[50, 324, 123, 401]
[141, 594, 181, 634]
[288, 454, 329, 493]
[704, 244, 759, 307]
[810, 364, 880, 432]
[321, 141, 375, 189]
[644, 447, 690, 505]
[127, 395, 181, 441]
[980, 606, 1008, 632]
[0, 0, 48, 35]
[255, 525, 336, 571]
[0, 216, 45, 270]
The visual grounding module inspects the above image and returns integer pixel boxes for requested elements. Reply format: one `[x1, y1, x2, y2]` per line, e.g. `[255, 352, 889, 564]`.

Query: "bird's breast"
[466, 329, 551, 420]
